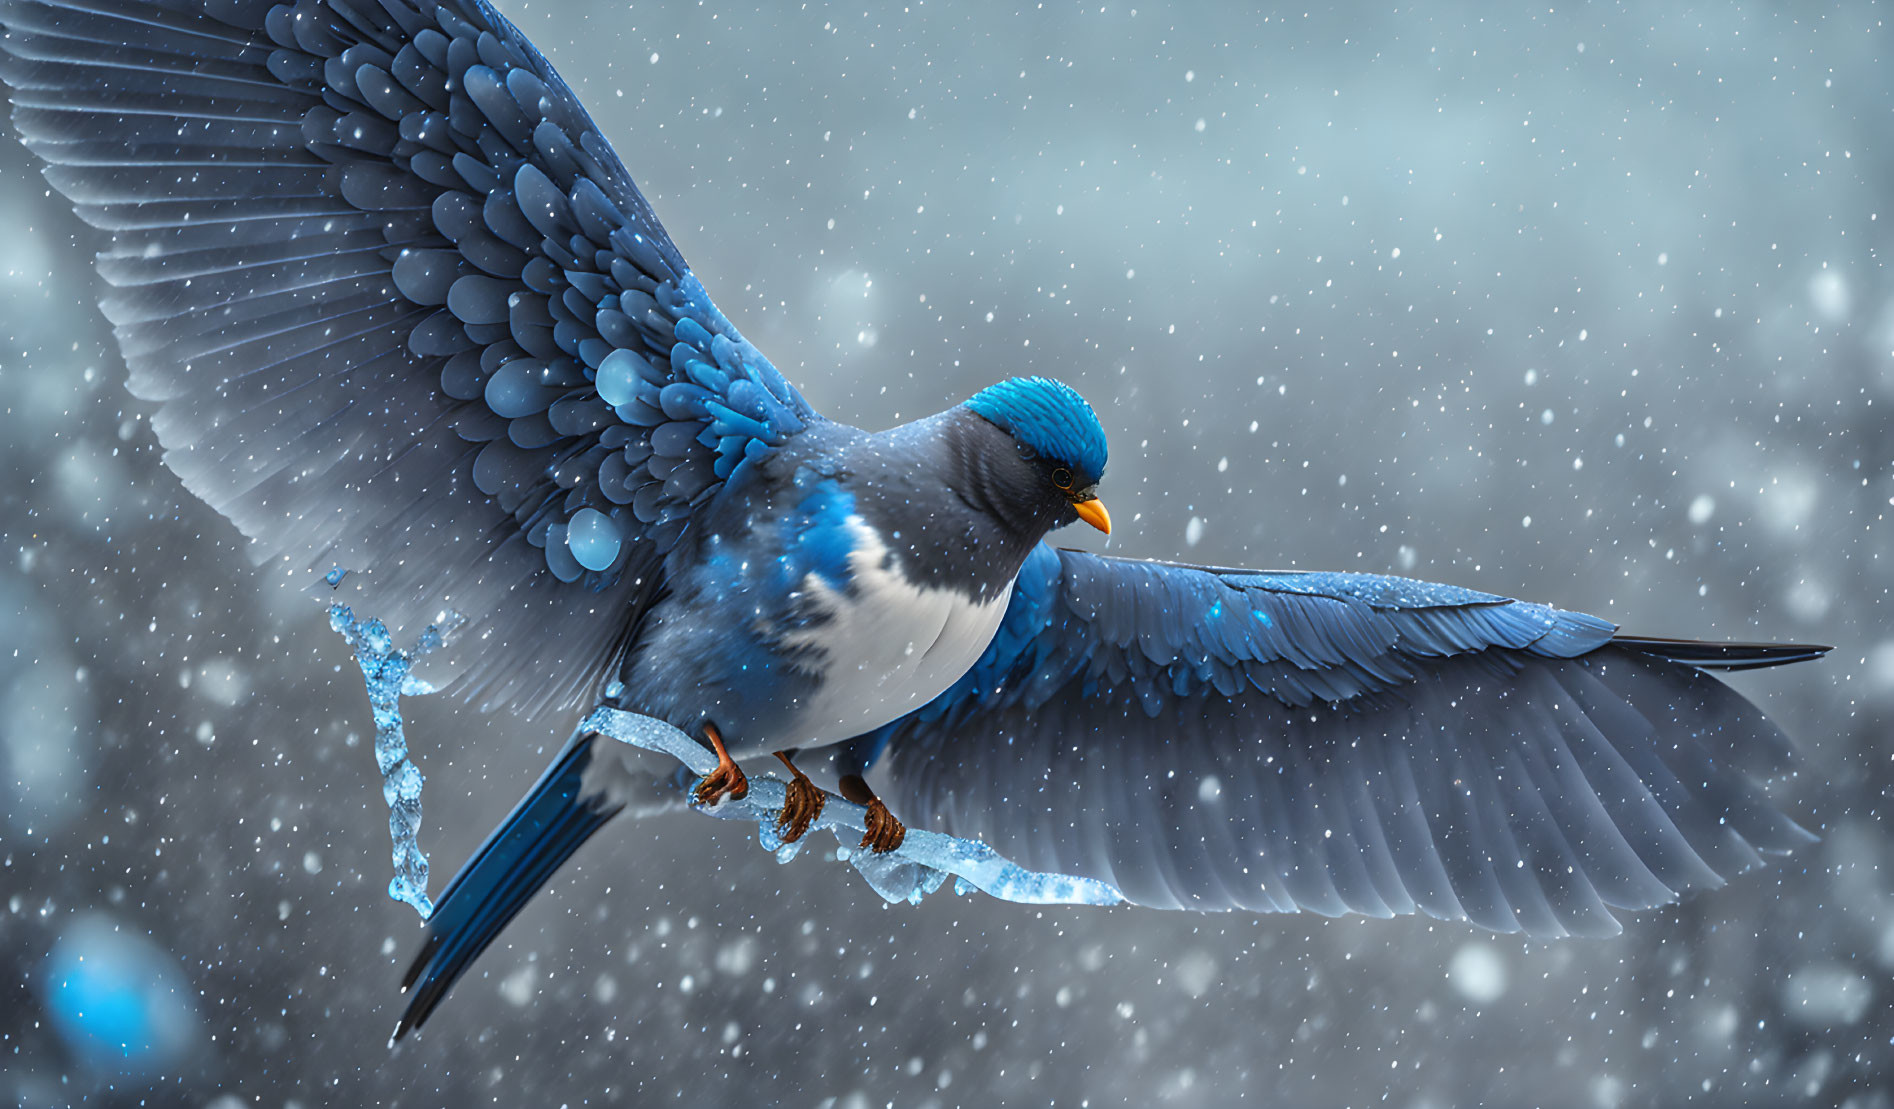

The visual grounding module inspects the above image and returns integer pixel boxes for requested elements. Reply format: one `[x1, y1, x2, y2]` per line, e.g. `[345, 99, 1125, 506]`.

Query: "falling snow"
[1, 2, 1885, 1106]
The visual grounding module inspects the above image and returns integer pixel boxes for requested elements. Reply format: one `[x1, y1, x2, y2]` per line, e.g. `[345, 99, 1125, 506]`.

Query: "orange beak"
[1071, 497, 1112, 535]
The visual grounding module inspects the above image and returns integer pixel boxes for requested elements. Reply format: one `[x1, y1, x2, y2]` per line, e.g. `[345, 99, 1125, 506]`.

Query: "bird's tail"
[393, 729, 629, 1042]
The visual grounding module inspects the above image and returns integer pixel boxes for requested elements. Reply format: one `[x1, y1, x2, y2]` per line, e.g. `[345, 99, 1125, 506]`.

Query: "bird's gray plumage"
[612, 412, 1056, 754]
[843, 409, 1080, 599]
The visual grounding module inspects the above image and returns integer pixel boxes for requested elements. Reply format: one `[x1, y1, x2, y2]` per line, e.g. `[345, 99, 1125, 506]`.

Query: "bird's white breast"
[781, 516, 1012, 744]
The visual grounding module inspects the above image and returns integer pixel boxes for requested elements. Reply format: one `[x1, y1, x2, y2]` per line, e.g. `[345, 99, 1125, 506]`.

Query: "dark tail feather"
[393, 730, 623, 1041]
[1612, 635, 1831, 671]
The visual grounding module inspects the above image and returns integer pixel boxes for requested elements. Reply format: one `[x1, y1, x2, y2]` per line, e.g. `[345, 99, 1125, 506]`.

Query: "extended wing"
[862, 545, 1820, 937]
[0, 0, 816, 718]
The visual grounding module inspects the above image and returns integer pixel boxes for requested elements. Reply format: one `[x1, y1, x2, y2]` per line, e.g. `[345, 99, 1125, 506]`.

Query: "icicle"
[329, 604, 467, 920]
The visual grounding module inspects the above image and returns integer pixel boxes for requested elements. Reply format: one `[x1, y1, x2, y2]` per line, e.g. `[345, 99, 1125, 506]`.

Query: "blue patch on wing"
[780, 478, 858, 592]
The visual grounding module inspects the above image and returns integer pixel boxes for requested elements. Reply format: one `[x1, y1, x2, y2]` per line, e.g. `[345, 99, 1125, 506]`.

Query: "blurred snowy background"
[2, 2, 1890, 1105]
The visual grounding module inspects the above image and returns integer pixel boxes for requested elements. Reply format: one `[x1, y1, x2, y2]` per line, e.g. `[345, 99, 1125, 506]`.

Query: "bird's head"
[963, 376, 1111, 535]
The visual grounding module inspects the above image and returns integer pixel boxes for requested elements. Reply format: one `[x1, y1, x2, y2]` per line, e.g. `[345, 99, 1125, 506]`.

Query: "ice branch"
[583, 706, 1125, 909]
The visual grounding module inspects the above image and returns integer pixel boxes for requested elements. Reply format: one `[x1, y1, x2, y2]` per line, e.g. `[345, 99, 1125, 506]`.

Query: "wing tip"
[1611, 634, 1832, 671]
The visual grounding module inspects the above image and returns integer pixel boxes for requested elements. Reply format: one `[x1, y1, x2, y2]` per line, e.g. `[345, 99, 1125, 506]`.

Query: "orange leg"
[692, 722, 748, 806]
[772, 751, 827, 843]
[839, 773, 906, 854]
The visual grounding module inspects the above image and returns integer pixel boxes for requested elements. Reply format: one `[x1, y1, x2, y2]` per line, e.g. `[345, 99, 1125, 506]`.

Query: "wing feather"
[0, 0, 820, 718]
[860, 546, 1821, 936]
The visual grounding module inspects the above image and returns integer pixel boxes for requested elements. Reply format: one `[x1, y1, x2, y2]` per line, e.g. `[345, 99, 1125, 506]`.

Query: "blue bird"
[1, 0, 1826, 1042]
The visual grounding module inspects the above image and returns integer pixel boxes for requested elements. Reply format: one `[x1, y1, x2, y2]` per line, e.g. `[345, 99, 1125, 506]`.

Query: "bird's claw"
[693, 761, 748, 806]
[775, 774, 827, 843]
[859, 798, 907, 854]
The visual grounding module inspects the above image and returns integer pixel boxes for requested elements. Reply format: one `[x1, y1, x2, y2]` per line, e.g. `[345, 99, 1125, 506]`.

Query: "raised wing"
[0, 0, 817, 717]
[864, 545, 1819, 937]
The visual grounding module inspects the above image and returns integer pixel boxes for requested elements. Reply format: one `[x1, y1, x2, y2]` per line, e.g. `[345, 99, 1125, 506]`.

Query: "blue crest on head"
[964, 377, 1109, 481]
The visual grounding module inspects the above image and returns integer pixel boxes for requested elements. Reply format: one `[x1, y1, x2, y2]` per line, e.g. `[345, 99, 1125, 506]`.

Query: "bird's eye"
[1017, 442, 1038, 461]
[1052, 467, 1073, 490]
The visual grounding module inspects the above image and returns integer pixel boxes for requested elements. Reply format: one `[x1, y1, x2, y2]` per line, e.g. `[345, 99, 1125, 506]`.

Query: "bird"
[0, 0, 1826, 1043]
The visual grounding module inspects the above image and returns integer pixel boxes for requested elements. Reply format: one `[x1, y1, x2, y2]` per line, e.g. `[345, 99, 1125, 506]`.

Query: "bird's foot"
[693, 761, 748, 806]
[773, 751, 826, 843]
[859, 798, 907, 854]
[838, 772, 907, 854]
[693, 722, 748, 806]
